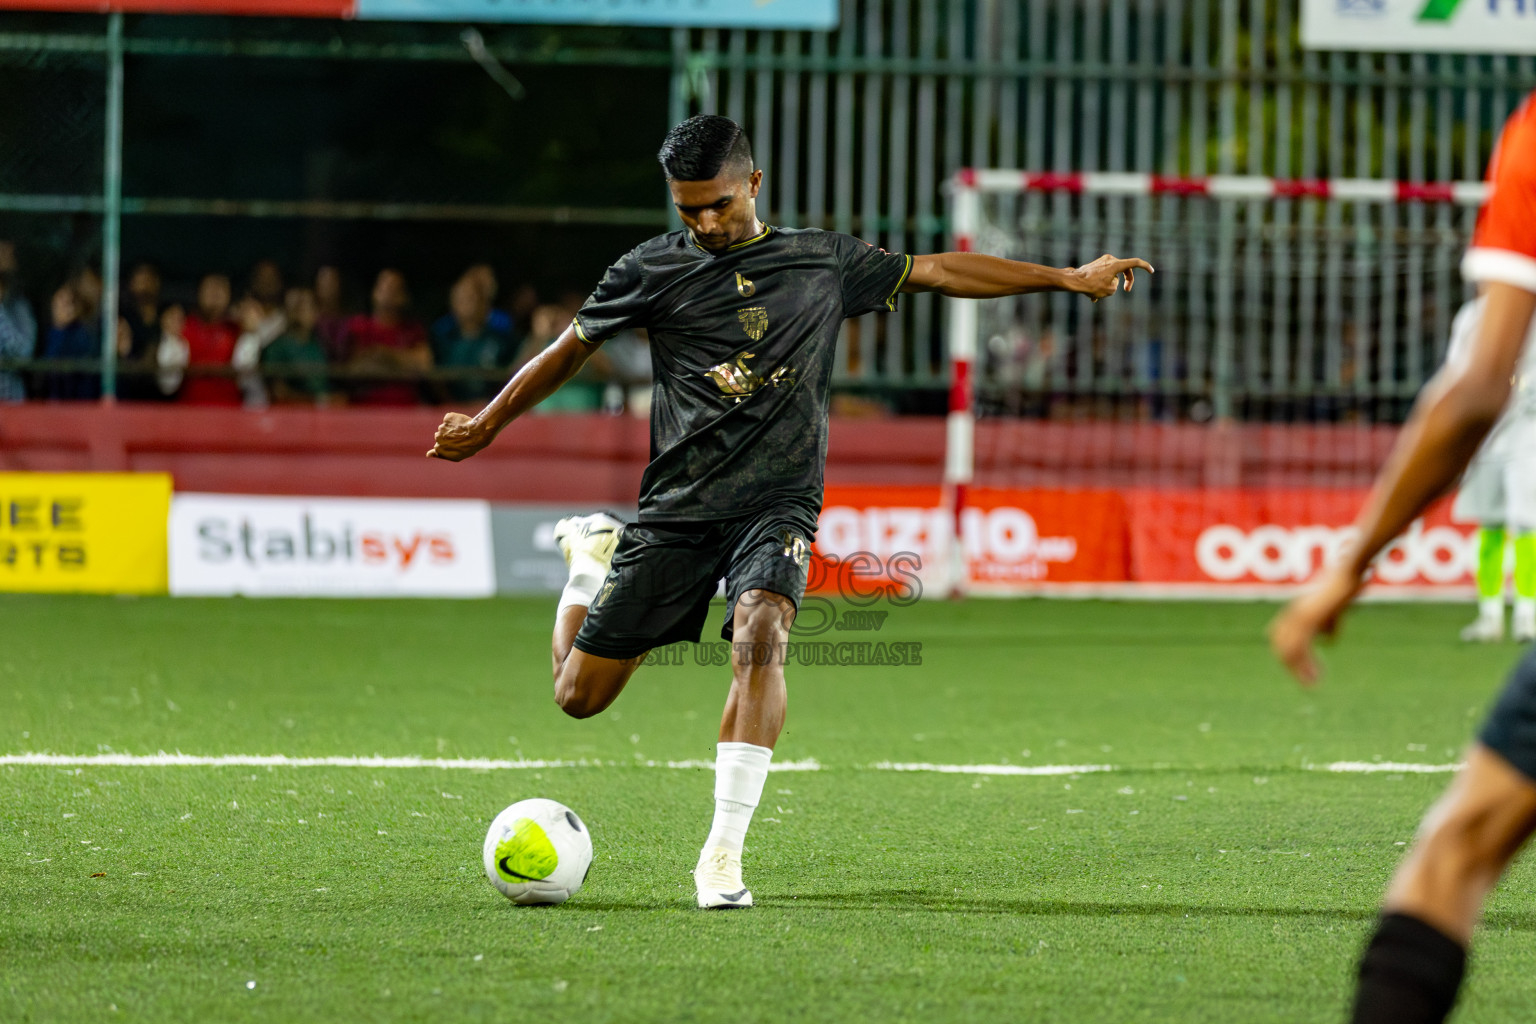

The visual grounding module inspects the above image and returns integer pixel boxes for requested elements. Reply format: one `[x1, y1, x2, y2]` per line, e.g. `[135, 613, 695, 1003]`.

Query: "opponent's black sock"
[1350, 913, 1467, 1024]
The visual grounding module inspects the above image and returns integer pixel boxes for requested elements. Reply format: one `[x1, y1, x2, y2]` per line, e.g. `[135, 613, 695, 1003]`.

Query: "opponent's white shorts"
[1454, 432, 1536, 531]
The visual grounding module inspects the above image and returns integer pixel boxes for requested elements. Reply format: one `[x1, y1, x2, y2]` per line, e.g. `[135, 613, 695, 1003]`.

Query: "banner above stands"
[0, 1, 350, 13]
[353, 0, 838, 28]
[1300, 0, 1536, 54]
[0, 0, 839, 27]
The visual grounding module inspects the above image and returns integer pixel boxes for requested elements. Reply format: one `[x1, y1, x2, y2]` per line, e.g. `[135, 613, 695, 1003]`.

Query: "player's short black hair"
[657, 115, 754, 182]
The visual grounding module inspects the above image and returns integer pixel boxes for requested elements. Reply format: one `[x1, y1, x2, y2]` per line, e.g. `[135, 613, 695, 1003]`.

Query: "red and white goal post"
[936, 168, 1488, 600]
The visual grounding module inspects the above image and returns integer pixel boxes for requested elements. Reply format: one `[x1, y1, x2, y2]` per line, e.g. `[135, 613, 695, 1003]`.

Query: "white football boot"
[1460, 611, 1505, 643]
[694, 846, 753, 909]
[1514, 602, 1536, 643]
[553, 512, 625, 570]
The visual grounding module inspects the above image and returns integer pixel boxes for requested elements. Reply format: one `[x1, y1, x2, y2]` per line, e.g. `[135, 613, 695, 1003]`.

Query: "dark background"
[0, 12, 675, 314]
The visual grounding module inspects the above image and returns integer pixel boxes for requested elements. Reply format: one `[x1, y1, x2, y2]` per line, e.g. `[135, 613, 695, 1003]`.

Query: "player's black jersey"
[574, 225, 912, 522]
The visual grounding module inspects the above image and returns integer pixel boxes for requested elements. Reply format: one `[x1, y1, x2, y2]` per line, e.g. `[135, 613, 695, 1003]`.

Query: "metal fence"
[682, 0, 1536, 417]
[3, 2, 1536, 416]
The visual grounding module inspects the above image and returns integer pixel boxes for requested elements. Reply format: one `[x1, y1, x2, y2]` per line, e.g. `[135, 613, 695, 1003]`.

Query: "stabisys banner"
[169, 493, 495, 597]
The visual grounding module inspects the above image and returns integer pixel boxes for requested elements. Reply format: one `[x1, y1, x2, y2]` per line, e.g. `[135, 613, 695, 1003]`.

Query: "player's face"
[669, 169, 764, 252]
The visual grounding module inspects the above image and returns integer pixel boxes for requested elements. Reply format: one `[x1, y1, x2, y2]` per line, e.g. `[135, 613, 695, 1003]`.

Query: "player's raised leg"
[1510, 443, 1536, 642]
[694, 588, 795, 909]
[550, 513, 641, 717]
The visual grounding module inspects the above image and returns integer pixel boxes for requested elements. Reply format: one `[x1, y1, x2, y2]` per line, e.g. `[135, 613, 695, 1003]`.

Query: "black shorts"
[571, 506, 818, 661]
[1479, 643, 1536, 782]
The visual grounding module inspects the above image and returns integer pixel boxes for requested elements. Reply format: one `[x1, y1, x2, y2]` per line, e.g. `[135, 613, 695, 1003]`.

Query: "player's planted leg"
[1513, 531, 1536, 641]
[1462, 526, 1507, 643]
[694, 588, 794, 909]
[550, 513, 642, 718]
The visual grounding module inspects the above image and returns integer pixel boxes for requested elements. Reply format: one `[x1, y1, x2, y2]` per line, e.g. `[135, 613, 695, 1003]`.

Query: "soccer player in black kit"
[429, 115, 1150, 908]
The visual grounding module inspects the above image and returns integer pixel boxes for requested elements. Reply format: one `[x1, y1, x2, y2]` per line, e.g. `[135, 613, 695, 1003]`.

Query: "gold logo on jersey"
[735, 272, 756, 298]
[737, 306, 768, 342]
[705, 351, 799, 403]
[779, 529, 810, 568]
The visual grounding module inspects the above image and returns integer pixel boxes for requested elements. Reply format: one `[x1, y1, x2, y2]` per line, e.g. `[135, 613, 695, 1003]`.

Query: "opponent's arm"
[1270, 281, 1536, 684]
[901, 252, 1153, 301]
[426, 325, 597, 461]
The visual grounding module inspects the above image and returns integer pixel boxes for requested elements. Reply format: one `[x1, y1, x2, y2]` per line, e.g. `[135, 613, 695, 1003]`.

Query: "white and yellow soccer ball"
[482, 798, 594, 905]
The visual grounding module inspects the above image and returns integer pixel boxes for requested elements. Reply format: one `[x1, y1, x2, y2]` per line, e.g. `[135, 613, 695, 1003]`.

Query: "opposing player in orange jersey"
[1271, 92, 1536, 1024]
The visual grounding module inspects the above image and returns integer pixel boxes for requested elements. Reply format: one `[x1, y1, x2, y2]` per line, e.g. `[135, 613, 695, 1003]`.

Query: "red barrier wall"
[0, 405, 1402, 502]
[817, 484, 1472, 593]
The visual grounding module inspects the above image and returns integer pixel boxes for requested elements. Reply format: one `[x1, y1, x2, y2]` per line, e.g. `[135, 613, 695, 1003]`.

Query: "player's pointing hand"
[1070, 254, 1155, 302]
[427, 411, 491, 462]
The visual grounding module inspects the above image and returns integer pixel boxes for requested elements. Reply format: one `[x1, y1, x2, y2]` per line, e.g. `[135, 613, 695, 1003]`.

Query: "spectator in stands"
[0, 241, 36, 402]
[120, 262, 165, 401]
[433, 264, 514, 341]
[248, 259, 284, 312]
[158, 273, 242, 406]
[508, 281, 539, 339]
[41, 267, 112, 401]
[341, 268, 430, 406]
[314, 265, 349, 362]
[232, 259, 289, 407]
[517, 300, 612, 413]
[262, 287, 329, 406]
[431, 275, 513, 403]
[603, 327, 653, 415]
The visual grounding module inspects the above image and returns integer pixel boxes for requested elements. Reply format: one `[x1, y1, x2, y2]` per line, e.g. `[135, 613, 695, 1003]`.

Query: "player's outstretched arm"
[900, 252, 1153, 301]
[426, 325, 597, 461]
[1270, 281, 1536, 685]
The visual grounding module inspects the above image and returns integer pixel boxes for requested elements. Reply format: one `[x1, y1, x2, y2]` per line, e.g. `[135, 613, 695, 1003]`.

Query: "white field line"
[0, 753, 822, 772]
[1323, 761, 1462, 774]
[0, 753, 1462, 774]
[874, 761, 1114, 776]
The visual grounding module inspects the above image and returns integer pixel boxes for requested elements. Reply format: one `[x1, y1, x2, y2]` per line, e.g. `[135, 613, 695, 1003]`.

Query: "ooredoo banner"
[169, 494, 495, 597]
[1130, 489, 1471, 589]
[0, 472, 171, 594]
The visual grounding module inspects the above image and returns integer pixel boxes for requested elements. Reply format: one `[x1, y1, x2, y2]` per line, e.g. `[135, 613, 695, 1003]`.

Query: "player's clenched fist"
[1070, 254, 1154, 301]
[426, 412, 491, 462]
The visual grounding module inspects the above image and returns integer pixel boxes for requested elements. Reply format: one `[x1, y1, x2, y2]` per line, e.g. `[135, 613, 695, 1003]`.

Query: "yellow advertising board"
[0, 473, 171, 594]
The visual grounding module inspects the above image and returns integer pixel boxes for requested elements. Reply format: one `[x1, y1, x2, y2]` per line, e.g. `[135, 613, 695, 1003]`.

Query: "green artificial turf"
[2, 595, 1533, 1023]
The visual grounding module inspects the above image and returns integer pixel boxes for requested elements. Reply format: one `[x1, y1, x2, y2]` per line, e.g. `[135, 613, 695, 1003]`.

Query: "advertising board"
[0, 472, 171, 594]
[169, 494, 495, 597]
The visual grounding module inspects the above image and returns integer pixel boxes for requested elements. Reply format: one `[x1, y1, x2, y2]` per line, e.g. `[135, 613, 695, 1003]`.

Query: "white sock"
[1517, 598, 1536, 619]
[556, 551, 608, 617]
[1480, 596, 1505, 621]
[704, 741, 772, 855]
